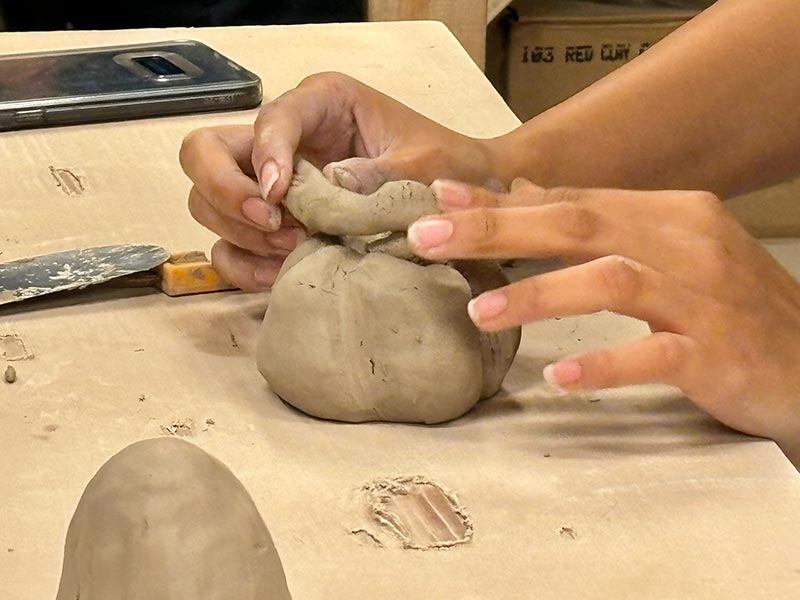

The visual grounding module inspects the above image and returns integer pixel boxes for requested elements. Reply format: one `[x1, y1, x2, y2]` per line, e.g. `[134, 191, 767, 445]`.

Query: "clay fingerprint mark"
[355, 476, 473, 550]
[49, 166, 85, 196]
[1, 334, 34, 361]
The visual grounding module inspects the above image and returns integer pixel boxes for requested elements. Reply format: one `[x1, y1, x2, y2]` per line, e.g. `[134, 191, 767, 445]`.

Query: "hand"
[179, 72, 498, 291]
[407, 179, 800, 463]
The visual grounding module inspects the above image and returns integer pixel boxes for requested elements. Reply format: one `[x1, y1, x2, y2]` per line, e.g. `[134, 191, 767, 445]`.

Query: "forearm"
[489, 0, 800, 197]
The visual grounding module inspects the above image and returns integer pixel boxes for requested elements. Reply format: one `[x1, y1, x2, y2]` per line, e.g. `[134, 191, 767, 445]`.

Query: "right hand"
[179, 72, 498, 291]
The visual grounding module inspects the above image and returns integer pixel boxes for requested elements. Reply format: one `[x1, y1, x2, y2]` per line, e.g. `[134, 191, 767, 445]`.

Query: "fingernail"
[242, 197, 282, 231]
[407, 218, 453, 250]
[431, 179, 472, 209]
[292, 227, 307, 245]
[332, 166, 359, 190]
[268, 227, 307, 251]
[259, 161, 280, 200]
[543, 360, 582, 390]
[467, 291, 508, 324]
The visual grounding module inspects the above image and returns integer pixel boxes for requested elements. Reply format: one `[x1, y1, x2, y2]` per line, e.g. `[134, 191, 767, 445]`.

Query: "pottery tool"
[0, 244, 234, 306]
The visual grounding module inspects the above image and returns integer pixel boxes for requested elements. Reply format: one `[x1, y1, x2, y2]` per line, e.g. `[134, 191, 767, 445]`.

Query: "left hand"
[407, 179, 800, 463]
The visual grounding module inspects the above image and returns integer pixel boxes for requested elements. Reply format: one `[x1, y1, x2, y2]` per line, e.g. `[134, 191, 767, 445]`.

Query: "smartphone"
[0, 39, 262, 131]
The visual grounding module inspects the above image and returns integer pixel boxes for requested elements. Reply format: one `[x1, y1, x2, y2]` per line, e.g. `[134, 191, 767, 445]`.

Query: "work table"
[1, 22, 799, 600]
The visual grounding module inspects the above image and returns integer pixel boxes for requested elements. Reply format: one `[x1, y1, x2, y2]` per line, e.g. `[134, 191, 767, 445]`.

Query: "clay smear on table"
[1, 333, 34, 361]
[49, 165, 85, 196]
[354, 475, 473, 550]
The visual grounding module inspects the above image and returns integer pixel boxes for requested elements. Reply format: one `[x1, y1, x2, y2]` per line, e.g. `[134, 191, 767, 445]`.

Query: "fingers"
[429, 180, 715, 233]
[415, 180, 743, 294]
[252, 72, 362, 203]
[180, 126, 281, 232]
[322, 156, 392, 194]
[432, 178, 544, 211]
[180, 124, 257, 177]
[467, 255, 694, 333]
[210, 240, 285, 292]
[407, 189, 720, 286]
[542, 332, 700, 392]
[408, 203, 608, 261]
[188, 187, 305, 255]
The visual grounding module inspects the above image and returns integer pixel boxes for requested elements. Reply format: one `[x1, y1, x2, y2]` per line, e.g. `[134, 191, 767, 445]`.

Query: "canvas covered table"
[1, 23, 799, 600]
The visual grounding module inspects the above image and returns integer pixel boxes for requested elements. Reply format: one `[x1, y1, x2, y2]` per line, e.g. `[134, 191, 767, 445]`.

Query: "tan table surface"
[1, 23, 799, 600]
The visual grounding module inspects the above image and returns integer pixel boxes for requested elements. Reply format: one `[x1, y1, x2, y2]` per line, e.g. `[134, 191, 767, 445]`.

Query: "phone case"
[0, 39, 263, 131]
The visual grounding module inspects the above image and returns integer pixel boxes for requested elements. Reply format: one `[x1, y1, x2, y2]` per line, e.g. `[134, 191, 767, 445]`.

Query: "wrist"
[483, 118, 560, 188]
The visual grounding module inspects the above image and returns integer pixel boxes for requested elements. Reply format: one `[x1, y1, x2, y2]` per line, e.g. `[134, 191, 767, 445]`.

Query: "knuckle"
[294, 71, 359, 104]
[651, 333, 687, 377]
[178, 127, 213, 171]
[472, 207, 500, 244]
[556, 202, 599, 242]
[584, 349, 617, 385]
[186, 189, 205, 223]
[508, 178, 544, 206]
[298, 71, 354, 94]
[690, 191, 728, 233]
[510, 177, 533, 191]
[515, 277, 540, 314]
[206, 180, 230, 212]
[392, 144, 438, 176]
[210, 240, 240, 285]
[597, 255, 643, 306]
[692, 190, 723, 211]
[210, 239, 229, 267]
[206, 172, 242, 213]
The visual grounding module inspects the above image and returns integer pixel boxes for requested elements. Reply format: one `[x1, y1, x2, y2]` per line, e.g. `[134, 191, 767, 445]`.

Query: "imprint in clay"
[56, 438, 292, 600]
[257, 159, 521, 424]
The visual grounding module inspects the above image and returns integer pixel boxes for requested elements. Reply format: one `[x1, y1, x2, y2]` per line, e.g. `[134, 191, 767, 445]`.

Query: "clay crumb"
[138, 394, 146, 402]
[559, 526, 577, 540]
[43, 424, 58, 433]
[360, 475, 473, 550]
[6, 548, 13, 553]
[205, 418, 215, 426]
[4, 365, 16, 384]
[160, 418, 195, 437]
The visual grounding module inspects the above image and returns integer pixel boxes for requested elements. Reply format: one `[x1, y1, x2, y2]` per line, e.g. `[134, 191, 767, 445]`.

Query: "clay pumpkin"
[257, 159, 521, 424]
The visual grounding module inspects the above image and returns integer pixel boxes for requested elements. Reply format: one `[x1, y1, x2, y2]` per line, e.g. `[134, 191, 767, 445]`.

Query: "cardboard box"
[490, 0, 697, 120]
[487, 0, 800, 237]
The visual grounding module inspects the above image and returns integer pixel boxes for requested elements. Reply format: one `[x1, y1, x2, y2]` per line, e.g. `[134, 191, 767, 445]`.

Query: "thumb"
[322, 157, 393, 194]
